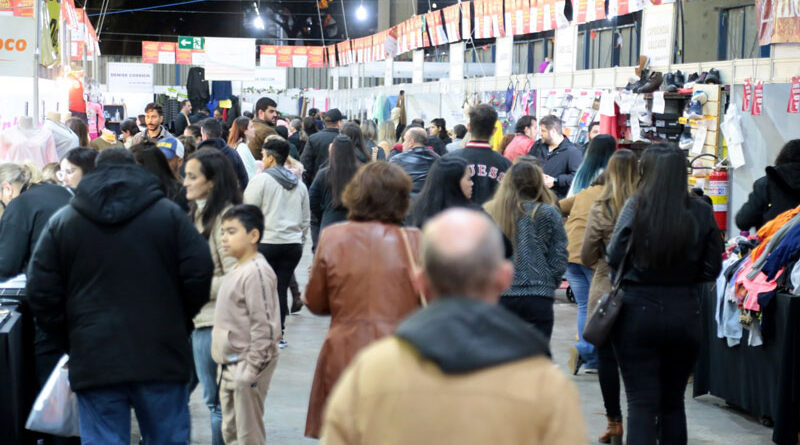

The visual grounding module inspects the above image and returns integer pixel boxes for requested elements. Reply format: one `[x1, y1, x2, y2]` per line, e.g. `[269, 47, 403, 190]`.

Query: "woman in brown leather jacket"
[581, 149, 638, 444]
[303, 162, 424, 438]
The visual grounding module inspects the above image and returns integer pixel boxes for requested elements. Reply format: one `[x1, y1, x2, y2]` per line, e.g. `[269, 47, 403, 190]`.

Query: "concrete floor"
[179, 244, 774, 444]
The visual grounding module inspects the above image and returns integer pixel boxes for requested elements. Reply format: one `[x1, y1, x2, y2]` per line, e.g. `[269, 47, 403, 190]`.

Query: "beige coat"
[581, 199, 616, 315]
[211, 254, 281, 383]
[192, 202, 237, 329]
[321, 337, 587, 445]
[559, 185, 604, 264]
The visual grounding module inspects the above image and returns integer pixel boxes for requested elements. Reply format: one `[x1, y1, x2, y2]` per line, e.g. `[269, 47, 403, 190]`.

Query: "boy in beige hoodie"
[211, 204, 281, 444]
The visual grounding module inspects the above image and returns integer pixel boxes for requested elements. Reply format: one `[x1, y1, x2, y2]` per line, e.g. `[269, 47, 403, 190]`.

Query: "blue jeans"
[565, 263, 598, 368]
[192, 327, 223, 445]
[76, 382, 189, 445]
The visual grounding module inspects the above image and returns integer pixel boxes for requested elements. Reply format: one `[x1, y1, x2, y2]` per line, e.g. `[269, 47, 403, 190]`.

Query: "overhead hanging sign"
[789, 77, 800, 114]
[292, 46, 308, 68]
[309, 46, 325, 68]
[608, 0, 647, 18]
[0, 0, 33, 16]
[575, 0, 606, 24]
[0, 15, 33, 77]
[554, 23, 578, 72]
[141, 41, 176, 64]
[204, 37, 256, 80]
[326, 45, 337, 67]
[426, 10, 448, 47]
[107, 62, 154, 93]
[443, 4, 461, 41]
[277, 46, 292, 67]
[461, 1, 472, 41]
[755, 0, 800, 45]
[640, 3, 675, 67]
[250, 67, 287, 91]
[260, 45, 278, 67]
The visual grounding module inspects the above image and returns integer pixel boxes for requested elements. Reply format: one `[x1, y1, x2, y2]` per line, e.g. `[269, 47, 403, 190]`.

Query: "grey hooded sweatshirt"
[244, 166, 310, 245]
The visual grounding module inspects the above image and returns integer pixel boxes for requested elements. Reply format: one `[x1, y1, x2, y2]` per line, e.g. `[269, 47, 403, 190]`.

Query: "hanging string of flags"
[136, 0, 668, 68]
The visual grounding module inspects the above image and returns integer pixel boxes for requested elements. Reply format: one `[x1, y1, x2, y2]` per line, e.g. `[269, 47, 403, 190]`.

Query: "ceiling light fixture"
[253, 1, 265, 29]
[356, 3, 367, 21]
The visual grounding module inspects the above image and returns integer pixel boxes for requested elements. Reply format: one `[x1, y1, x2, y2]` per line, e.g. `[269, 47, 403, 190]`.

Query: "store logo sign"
[0, 38, 28, 52]
[0, 15, 34, 77]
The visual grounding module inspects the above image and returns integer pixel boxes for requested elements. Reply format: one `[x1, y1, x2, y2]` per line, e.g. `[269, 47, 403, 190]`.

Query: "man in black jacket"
[529, 115, 583, 199]
[26, 148, 214, 443]
[444, 104, 512, 205]
[736, 139, 800, 231]
[389, 127, 439, 196]
[198, 117, 250, 190]
[301, 108, 343, 185]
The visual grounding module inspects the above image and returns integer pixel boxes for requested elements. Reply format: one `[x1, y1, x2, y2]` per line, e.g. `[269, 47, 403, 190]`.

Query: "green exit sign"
[178, 36, 204, 50]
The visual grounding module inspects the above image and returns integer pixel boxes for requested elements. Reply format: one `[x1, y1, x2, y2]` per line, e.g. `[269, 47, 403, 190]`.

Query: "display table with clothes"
[694, 204, 800, 445]
[0, 294, 29, 444]
[694, 290, 800, 445]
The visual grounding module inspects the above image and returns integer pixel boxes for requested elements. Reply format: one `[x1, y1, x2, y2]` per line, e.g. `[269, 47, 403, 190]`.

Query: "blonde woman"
[484, 162, 567, 342]
[580, 148, 639, 445]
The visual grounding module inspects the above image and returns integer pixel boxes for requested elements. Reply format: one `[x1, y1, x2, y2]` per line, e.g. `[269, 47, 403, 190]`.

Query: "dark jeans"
[76, 382, 189, 445]
[597, 341, 622, 420]
[499, 295, 554, 342]
[258, 243, 303, 332]
[611, 284, 702, 445]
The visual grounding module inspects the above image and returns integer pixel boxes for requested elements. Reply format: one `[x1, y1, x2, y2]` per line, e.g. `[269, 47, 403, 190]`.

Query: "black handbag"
[583, 236, 633, 347]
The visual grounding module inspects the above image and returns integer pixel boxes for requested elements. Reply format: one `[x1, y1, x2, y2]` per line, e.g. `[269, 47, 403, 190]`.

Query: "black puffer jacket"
[389, 147, 440, 196]
[736, 162, 800, 231]
[0, 183, 72, 281]
[197, 137, 249, 191]
[26, 164, 214, 391]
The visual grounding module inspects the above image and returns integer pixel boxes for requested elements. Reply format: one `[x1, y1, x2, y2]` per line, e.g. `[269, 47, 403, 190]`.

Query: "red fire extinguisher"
[708, 168, 729, 230]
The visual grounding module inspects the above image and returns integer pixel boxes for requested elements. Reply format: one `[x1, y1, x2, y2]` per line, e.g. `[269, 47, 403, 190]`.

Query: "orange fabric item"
[750, 204, 800, 260]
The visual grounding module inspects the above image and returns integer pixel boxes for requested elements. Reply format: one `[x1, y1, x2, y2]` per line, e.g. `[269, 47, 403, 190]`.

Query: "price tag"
[742, 78, 752, 112]
[691, 126, 707, 155]
[788, 76, 800, 114]
[652, 91, 666, 114]
[752, 81, 763, 116]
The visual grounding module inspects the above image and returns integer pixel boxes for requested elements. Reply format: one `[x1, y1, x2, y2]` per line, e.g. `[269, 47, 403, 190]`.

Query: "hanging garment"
[42, 119, 79, 160]
[762, 223, 800, 280]
[86, 102, 104, 140]
[211, 81, 233, 102]
[0, 127, 58, 168]
[187, 67, 210, 115]
[750, 206, 800, 263]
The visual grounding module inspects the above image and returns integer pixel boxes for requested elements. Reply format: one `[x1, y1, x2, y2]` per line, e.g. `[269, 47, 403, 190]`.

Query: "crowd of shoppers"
[7, 94, 781, 445]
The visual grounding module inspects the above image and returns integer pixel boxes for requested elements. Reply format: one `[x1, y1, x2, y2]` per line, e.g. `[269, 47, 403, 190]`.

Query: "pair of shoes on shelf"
[635, 71, 663, 94]
[662, 70, 686, 92]
[679, 126, 694, 150]
[684, 68, 722, 88]
[568, 345, 585, 376]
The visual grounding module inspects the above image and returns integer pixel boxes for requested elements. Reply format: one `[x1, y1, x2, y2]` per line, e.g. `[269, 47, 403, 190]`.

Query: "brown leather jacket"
[304, 221, 422, 438]
[581, 199, 616, 315]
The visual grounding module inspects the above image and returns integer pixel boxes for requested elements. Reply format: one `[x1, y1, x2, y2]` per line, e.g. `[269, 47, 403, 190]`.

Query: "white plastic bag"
[25, 354, 81, 437]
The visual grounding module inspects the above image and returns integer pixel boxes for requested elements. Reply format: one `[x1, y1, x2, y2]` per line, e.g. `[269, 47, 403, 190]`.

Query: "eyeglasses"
[56, 168, 76, 181]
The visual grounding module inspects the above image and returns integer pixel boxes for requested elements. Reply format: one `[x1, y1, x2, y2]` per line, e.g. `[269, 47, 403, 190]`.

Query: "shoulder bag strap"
[399, 227, 427, 307]
[611, 234, 635, 289]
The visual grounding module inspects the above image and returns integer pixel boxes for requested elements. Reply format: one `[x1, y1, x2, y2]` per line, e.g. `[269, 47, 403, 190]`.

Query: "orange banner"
[176, 49, 192, 65]
[575, 0, 606, 23]
[291, 46, 309, 68]
[443, 4, 461, 42]
[277, 46, 293, 67]
[326, 45, 336, 67]
[142, 41, 159, 64]
[309, 46, 325, 68]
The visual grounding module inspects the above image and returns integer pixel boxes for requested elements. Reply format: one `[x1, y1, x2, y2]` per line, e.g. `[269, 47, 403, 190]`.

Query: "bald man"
[320, 209, 587, 445]
[388, 126, 439, 197]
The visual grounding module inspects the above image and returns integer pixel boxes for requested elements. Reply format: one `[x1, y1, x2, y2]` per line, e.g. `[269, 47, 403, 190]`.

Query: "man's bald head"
[421, 209, 509, 300]
[404, 127, 429, 147]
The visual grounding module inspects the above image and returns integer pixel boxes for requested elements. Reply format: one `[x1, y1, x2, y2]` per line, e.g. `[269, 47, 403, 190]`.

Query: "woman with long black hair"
[340, 121, 386, 162]
[309, 135, 360, 244]
[408, 157, 473, 227]
[606, 143, 723, 445]
[183, 147, 243, 445]
[131, 143, 189, 212]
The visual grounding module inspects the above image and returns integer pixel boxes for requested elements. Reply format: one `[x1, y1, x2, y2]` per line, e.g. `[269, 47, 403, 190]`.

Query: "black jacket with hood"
[301, 128, 339, 186]
[26, 164, 214, 391]
[197, 137, 250, 192]
[395, 297, 550, 374]
[736, 162, 800, 231]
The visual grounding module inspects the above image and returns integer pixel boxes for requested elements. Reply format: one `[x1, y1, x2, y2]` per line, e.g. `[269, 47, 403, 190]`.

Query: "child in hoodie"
[211, 204, 281, 445]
